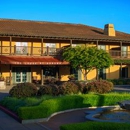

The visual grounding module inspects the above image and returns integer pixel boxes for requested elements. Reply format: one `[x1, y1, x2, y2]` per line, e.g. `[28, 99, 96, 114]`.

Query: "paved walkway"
[0, 85, 130, 130]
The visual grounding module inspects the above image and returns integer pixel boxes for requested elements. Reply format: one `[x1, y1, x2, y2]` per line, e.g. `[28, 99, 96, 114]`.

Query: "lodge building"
[0, 18, 130, 86]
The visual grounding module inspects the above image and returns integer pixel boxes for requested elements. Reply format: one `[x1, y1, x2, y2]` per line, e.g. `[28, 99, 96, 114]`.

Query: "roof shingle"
[0, 18, 130, 41]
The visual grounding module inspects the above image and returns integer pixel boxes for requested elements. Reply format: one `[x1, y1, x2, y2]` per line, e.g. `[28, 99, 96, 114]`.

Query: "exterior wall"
[59, 66, 70, 81]
[1, 38, 130, 84]
[0, 65, 10, 78]
[108, 65, 120, 79]
[87, 69, 97, 80]
[31, 66, 41, 80]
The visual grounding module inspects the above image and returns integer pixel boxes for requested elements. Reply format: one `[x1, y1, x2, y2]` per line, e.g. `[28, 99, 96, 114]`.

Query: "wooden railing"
[0, 45, 63, 56]
[107, 50, 130, 59]
[0, 45, 130, 59]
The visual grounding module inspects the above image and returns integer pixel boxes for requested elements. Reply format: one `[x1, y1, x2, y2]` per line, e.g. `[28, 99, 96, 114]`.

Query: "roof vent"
[104, 24, 116, 36]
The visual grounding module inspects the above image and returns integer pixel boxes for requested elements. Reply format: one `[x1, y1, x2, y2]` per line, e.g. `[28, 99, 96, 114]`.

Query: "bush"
[59, 81, 79, 95]
[9, 82, 38, 98]
[60, 121, 130, 130]
[83, 80, 113, 94]
[17, 96, 84, 119]
[38, 85, 53, 96]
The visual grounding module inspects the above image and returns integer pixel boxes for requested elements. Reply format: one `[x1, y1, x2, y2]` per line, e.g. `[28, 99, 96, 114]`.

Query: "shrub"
[38, 85, 53, 95]
[9, 82, 38, 98]
[84, 80, 113, 94]
[60, 121, 130, 130]
[17, 96, 84, 119]
[59, 81, 79, 95]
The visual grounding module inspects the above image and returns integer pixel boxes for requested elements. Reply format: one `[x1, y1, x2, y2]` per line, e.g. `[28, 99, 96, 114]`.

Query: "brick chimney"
[104, 24, 116, 36]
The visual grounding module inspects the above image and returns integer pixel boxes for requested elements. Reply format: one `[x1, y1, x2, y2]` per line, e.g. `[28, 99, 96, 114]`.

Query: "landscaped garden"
[1, 46, 130, 129]
[0, 79, 130, 129]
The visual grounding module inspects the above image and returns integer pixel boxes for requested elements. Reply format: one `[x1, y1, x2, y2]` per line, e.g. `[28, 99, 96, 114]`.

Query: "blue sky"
[0, 0, 130, 34]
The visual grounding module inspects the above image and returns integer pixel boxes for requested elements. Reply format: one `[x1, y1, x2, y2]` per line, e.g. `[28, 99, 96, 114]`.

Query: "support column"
[41, 38, 43, 56]
[70, 39, 72, 47]
[9, 65, 12, 85]
[120, 63, 122, 78]
[1, 41, 2, 55]
[120, 41, 122, 58]
[96, 40, 98, 47]
[41, 66, 44, 85]
[10, 37, 12, 55]
[31, 42, 33, 55]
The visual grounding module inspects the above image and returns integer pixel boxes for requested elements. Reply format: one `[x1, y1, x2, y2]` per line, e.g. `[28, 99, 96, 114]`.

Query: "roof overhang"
[0, 56, 69, 65]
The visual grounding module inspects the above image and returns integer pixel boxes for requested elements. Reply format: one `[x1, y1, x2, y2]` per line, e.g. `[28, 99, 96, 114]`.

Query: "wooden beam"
[120, 41, 122, 58]
[10, 37, 12, 54]
[41, 38, 43, 55]
[70, 39, 72, 47]
[31, 42, 33, 55]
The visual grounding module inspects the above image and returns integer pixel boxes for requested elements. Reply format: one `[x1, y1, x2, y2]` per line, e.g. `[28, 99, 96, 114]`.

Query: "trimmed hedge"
[17, 93, 130, 119]
[18, 96, 84, 119]
[60, 121, 130, 130]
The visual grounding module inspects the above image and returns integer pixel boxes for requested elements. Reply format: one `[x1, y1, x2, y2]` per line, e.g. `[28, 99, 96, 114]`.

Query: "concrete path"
[0, 85, 130, 130]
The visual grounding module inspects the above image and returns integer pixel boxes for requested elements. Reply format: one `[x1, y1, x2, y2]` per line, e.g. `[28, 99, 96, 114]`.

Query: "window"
[98, 69, 106, 79]
[120, 67, 128, 78]
[16, 42, 27, 54]
[45, 43, 56, 55]
[122, 46, 127, 57]
[98, 45, 106, 50]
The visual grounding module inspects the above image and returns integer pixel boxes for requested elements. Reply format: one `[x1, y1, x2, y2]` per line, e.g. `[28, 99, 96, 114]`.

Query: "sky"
[0, 0, 130, 34]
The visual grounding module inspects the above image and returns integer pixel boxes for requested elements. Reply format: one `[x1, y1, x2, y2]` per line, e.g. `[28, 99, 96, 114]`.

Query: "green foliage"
[9, 82, 38, 98]
[1, 93, 130, 119]
[63, 46, 114, 80]
[60, 121, 130, 130]
[0, 95, 53, 113]
[84, 80, 114, 94]
[38, 85, 53, 95]
[17, 96, 84, 119]
[59, 81, 79, 95]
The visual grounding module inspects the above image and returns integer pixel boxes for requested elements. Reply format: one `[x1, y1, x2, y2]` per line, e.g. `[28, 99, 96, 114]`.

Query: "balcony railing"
[0, 45, 62, 56]
[0, 45, 130, 59]
[107, 50, 130, 59]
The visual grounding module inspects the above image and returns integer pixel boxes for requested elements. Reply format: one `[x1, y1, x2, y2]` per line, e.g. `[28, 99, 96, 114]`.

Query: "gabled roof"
[0, 18, 130, 42]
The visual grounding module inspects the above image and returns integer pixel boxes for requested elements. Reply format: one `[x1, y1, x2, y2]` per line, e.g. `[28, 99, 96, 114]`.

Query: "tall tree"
[63, 46, 114, 80]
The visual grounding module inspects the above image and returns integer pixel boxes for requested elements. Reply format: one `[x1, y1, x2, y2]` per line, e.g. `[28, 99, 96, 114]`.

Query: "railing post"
[14, 45, 16, 55]
[47, 46, 49, 56]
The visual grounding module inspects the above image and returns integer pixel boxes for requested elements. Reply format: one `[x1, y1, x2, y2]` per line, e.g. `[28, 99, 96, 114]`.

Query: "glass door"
[15, 67, 27, 83]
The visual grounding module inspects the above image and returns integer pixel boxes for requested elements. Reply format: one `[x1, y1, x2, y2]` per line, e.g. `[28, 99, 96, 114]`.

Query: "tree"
[63, 46, 114, 80]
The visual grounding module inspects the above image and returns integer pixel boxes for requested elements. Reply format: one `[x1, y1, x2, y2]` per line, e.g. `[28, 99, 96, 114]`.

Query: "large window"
[16, 42, 27, 54]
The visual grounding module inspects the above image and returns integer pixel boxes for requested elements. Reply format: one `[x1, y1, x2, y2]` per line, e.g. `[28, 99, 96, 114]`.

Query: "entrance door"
[12, 67, 31, 84]
[15, 67, 27, 83]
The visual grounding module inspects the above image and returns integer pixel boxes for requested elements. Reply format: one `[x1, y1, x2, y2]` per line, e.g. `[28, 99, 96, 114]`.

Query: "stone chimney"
[104, 24, 116, 36]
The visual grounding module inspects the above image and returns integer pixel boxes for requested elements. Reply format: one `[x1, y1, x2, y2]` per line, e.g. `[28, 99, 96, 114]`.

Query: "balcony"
[0, 45, 63, 56]
[107, 50, 130, 59]
[0, 45, 130, 59]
